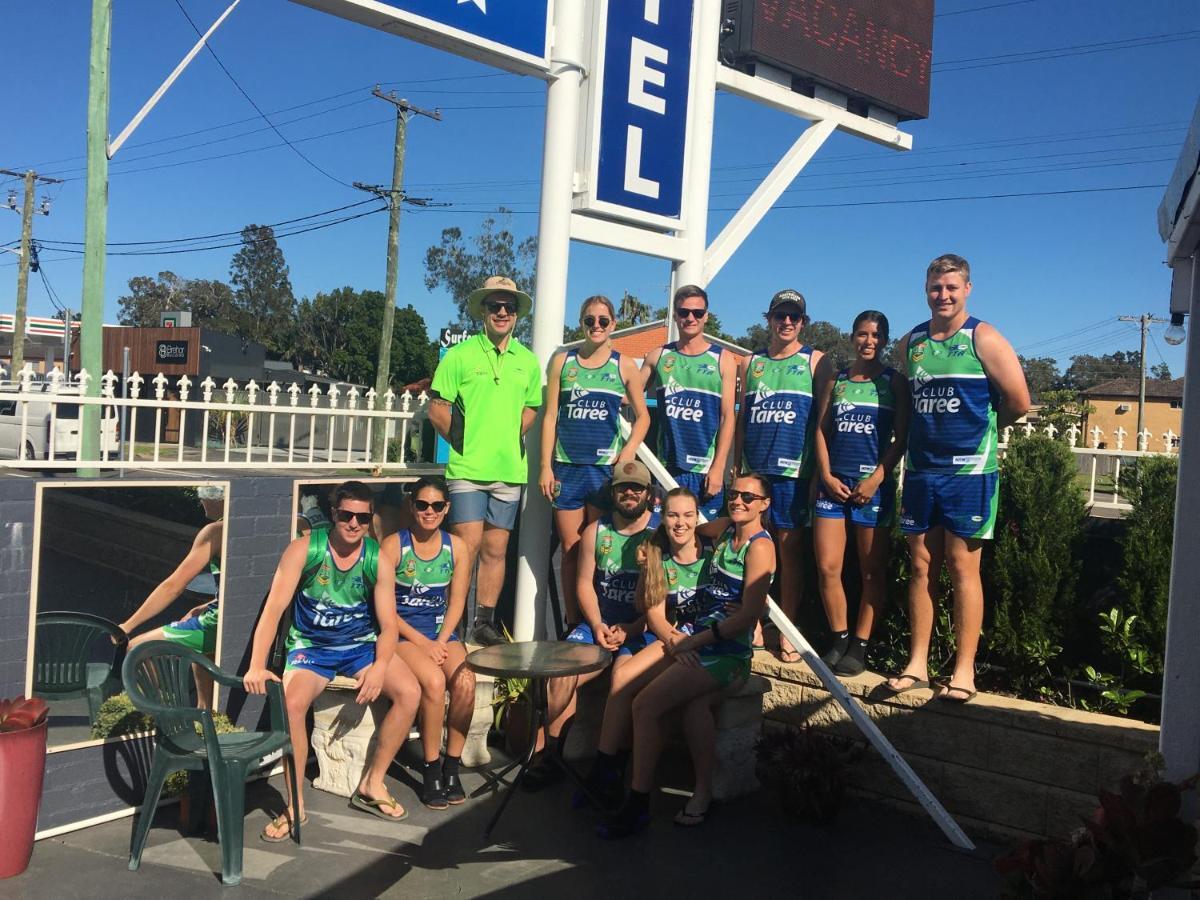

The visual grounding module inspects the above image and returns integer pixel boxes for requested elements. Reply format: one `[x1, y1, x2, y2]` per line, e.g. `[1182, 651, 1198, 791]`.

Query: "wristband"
[710, 621, 721, 643]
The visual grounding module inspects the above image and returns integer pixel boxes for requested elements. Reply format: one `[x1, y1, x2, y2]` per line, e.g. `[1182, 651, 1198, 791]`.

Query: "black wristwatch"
[710, 621, 721, 642]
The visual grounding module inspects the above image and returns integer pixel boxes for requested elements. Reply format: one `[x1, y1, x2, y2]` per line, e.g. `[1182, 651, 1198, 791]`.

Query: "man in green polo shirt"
[429, 275, 542, 645]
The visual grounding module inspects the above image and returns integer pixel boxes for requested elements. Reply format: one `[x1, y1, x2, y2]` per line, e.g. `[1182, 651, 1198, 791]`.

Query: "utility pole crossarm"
[369, 87, 442, 122]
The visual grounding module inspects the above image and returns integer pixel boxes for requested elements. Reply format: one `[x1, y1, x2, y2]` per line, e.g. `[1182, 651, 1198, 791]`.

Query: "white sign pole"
[512, 0, 586, 641]
[667, 0, 721, 342]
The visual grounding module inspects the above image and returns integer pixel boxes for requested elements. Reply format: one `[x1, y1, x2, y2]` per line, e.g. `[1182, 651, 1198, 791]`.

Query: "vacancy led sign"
[721, 0, 934, 121]
[576, 0, 697, 228]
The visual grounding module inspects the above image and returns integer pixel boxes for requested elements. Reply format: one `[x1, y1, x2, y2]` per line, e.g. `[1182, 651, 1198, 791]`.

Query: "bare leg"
[356, 657, 422, 815]
[597, 646, 671, 755]
[680, 692, 720, 813]
[475, 524, 512, 613]
[441, 642, 474, 758]
[262, 668, 329, 839]
[813, 517, 849, 633]
[545, 667, 606, 739]
[942, 533, 984, 695]
[450, 519, 483, 610]
[852, 524, 891, 640]
[775, 528, 805, 658]
[629, 663, 721, 793]
[887, 528, 943, 690]
[396, 642, 447, 764]
[554, 507, 587, 625]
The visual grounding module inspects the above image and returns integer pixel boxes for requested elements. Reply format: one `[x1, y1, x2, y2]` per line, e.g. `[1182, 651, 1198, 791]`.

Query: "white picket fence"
[0, 364, 429, 470]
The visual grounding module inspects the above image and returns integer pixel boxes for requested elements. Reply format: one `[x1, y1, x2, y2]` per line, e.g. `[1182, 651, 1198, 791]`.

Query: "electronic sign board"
[720, 0, 934, 121]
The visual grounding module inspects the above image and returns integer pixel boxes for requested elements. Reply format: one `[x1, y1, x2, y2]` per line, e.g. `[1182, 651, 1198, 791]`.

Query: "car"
[0, 384, 118, 463]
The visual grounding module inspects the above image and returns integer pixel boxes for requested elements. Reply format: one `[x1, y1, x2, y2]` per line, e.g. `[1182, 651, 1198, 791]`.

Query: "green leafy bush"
[1118, 456, 1177, 666]
[984, 435, 1086, 683]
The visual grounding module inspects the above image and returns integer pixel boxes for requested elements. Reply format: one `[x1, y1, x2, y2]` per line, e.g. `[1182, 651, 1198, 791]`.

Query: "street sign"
[438, 326, 471, 348]
[575, 0, 697, 229]
[290, 0, 552, 76]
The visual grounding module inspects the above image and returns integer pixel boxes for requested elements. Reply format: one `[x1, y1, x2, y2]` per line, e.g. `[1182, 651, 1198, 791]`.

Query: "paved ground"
[1, 758, 1001, 899]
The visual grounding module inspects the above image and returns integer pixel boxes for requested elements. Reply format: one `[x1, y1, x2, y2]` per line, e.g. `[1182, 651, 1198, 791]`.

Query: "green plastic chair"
[122, 641, 299, 887]
[33, 611, 127, 725]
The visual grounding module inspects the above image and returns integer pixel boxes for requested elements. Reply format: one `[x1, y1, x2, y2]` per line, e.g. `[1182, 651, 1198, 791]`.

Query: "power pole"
[1, 168, 61, 375]
[355, 87, 441, 462]
[80, 0, 111, 472]
[1119, 313, 1170, 440]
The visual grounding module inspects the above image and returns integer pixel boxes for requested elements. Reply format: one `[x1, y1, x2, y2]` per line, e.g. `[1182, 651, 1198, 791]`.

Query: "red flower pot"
[0, 720, 48, 879]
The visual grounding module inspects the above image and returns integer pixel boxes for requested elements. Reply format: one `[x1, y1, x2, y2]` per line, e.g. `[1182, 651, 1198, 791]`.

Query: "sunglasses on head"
[484, 299, 517, 315]
[583, 315, 612, 329]
[413, 499, 448, 513]
[771, 310, 802, 323]
[675, 307, 706, 320]
[725, 489, 767, 504]
[335, 509, 372, 526]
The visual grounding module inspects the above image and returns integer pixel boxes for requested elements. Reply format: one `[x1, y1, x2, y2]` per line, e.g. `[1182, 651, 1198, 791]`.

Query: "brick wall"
[753, 657, 1159, 843]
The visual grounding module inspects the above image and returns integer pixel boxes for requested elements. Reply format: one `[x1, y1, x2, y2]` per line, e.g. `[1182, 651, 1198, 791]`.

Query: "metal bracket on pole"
[619, 418, 977, 852]
[703, 118, 836, 284]
[108, 0, 243, 158]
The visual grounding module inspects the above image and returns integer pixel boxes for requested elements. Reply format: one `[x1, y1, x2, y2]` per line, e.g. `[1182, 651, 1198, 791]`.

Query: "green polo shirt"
[431, 332, 543, 483]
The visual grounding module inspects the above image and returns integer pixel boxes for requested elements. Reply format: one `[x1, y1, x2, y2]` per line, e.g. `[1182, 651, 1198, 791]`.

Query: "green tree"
[983, 434, 1086, 682]
[1118, 455, 1178, 665]
[116, 271, 237, 331]
[563, 290, 653, 342]
[1020, 355, 1061, 399]
[295, 287, 436, 388]
[1036, 389, 1094, 436]
[1151, 362, 1173, 380]
[1063, 350, 1140, 391]
[423, 210, 536, 341]
[229, 225, 296, 359]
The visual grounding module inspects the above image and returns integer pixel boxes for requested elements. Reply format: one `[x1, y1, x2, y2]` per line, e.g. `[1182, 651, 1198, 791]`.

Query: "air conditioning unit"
[1116, 403, 1130, 413]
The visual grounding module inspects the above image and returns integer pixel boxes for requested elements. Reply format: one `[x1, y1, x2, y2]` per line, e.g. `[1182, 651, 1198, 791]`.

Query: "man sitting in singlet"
[523, 460, 659, 791]
[243, 481, 422, 842]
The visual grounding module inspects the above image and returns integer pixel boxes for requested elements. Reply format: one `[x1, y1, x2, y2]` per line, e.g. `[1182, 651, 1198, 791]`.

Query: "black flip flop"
[881, 673, 930, 695]
[937, 684, 977, 704]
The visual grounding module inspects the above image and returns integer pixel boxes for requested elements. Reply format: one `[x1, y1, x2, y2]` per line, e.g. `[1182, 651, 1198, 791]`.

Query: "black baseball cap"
[768, 289, 807, 315]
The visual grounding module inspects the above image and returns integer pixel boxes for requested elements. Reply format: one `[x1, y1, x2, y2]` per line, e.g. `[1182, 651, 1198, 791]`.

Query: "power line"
[173, 0, 354, 189]
[934, 30, 1200, 72]
[936, 0, 1034, 17]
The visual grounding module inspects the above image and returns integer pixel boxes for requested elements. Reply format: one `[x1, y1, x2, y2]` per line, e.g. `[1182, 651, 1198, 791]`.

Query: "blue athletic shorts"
[447, 485, 520, 529]
[564, 622, 655, 656]
[551, 461, 611, 511]
[284, 642, 377, 680]
[813, 474, 896, 528]
[899, 470, 999, 540]
[765, 475, 810, 530]
[669, 468, 725, 522]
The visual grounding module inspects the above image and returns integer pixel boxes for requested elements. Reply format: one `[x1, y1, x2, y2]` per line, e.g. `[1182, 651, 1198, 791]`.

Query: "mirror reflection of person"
[118, 485, 225, 709]
[295, 488, 331, 538]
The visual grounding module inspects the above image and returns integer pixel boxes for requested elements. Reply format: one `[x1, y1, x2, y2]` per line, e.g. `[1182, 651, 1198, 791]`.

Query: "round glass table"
[465, 640, 611, 835]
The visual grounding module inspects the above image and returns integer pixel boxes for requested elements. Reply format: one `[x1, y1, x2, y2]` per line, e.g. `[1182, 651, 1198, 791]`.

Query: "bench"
[309, 669, 496, 799]
[560, 665, 772, 801]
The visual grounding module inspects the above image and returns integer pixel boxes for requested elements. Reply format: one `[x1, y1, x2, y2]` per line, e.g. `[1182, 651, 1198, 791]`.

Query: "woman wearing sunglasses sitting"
[599, 475, 776, 837]
[540, 295, 651, 630]
[379, 475, 476, 810]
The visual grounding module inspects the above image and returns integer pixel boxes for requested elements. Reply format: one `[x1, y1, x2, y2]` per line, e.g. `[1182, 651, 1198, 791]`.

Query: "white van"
[0, 384, 119, 462]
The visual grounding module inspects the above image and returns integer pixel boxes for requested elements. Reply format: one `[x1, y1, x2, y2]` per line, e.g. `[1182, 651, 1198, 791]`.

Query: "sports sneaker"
[471, 620, 508, 647]
[596, 807, 649, 839]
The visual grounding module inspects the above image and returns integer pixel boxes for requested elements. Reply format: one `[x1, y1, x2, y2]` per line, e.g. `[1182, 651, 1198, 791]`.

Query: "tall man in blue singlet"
[640, 285, 739, 521]
[886, 255, 1029, 703]
[735, 289, 830, 662]
[243, 481, 421, 841]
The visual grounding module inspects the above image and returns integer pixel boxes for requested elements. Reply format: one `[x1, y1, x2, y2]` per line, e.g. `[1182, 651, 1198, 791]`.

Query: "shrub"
[1118, 456, 1177, 666]
[985, 435, 1086, 679]
[755, 725, 862, 824]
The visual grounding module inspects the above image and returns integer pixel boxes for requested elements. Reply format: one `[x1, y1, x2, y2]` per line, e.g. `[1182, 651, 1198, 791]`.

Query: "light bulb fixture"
[1164, 312, 1187, 346]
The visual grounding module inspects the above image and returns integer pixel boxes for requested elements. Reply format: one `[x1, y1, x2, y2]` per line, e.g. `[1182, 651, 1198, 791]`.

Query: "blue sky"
[2, 0, 1198, 380]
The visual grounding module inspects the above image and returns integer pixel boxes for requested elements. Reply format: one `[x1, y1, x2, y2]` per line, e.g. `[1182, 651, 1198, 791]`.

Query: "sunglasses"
[413, 499, 448, 513]
[583, 315, 612, 329]
[484, 300, 517, 315]
[725, 489, 767, 504]
[675, 307, 707, 320]
[614, 482, 648, 494]
[335, 509, 372, 526]
[771, 310, 803, 323]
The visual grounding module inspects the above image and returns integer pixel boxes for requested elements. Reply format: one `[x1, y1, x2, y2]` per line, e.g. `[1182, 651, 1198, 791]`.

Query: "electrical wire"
[936, 0, 1034, 17]
[173, 0, 354, 189]
[934, 30, 1200, 73]
[37, 266, 65, 314]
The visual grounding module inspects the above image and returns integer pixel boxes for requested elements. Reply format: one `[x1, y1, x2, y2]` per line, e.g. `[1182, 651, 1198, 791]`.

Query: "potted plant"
[755, 724, 863, 825]
[0, 696, 49, 879]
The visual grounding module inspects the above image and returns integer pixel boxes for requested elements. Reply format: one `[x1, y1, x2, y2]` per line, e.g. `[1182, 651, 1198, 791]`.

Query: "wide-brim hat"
[467, 275, 533, 320]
